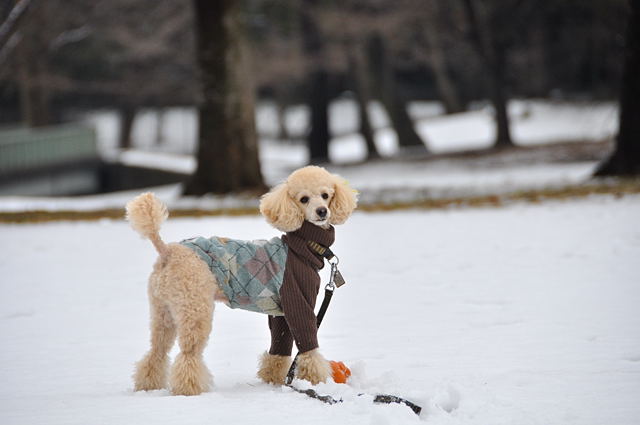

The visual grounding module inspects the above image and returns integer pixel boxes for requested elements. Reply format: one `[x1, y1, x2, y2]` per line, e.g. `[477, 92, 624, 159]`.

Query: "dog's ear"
[260, 182, 305, 232]
[329, 176, 358, 225]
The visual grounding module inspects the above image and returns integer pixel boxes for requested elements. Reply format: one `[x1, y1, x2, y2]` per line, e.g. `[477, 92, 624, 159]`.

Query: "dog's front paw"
[295, 348, 331, 385]
[257, 352, 292, 385]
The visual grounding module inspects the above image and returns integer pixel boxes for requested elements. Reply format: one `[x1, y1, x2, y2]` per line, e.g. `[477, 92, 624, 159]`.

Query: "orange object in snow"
[330, 361, 351, 384]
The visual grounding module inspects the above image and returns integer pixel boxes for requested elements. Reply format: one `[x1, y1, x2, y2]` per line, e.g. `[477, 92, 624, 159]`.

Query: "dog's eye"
[322, 193, 329, 200]
[300, 196, 309, 204]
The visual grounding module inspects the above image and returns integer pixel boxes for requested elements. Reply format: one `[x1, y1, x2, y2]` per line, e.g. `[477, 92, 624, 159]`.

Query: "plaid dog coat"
[180, 236, 288, 316]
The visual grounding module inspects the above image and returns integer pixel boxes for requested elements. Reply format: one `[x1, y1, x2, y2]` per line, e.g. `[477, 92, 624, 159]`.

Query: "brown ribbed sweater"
[268, 221, 335, 356]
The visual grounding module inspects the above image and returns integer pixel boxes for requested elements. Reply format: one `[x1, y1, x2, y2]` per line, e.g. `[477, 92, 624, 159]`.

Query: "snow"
[1, 97, 633, 423]
[82, 99, 617, 164]
[2, 195, 640, 425]
[415, 101, 617, 154]
[0, 158, 600, 213]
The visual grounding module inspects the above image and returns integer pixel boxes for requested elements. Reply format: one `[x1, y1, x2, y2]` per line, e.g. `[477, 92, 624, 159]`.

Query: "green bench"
[0, 124, 98, 177]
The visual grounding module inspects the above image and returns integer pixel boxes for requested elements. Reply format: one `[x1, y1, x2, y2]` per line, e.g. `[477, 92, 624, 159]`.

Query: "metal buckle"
[326, 255, 346, 291]
[326, 256, 339, 291]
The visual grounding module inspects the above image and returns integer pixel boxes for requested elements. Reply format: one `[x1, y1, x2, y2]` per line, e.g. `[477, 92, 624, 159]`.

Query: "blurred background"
[0, 0, 636, 202]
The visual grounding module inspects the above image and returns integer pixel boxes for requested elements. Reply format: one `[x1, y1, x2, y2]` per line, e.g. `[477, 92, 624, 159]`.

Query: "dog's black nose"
[316, 207, 327, 218]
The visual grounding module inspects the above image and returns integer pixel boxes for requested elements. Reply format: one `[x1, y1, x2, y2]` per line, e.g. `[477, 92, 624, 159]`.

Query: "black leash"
[285, 385, 423, 416]
[284, 241, 422, 416]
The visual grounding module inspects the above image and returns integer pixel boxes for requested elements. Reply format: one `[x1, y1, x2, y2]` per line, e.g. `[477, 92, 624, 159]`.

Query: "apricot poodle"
[126, 166, 357, 396]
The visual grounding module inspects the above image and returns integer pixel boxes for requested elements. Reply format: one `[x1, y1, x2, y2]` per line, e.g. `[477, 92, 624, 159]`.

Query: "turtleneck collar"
[282, 221, 335, 270]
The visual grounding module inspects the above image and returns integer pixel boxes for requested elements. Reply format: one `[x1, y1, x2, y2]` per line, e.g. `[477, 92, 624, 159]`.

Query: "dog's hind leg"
[133, 299, 177, 391]
[169, 295, 214, 396]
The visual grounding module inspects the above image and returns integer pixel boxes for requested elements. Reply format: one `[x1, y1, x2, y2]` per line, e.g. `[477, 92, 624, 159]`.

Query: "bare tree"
[1, 0, 197, 135]
[247, 0, 308, 143]
[347, 41, 379, 159]
[89, 0, 196, 149]
[460, 0, 514, 148]
[595, 0, 640, 176]
[367, 32, 427, 152]
[317, 1, 429, 156]
[4, 0, 60, 127]
[300, 0, 331, 164]
[420, 0, 464, 114]
[313, 2, 381, 159]
[184, 0, 264, 195]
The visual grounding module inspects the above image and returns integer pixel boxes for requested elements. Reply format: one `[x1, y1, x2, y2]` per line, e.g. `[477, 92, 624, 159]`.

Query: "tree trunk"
[307, 69, 330, 163]
[595, 0, 640, 176]
[488, 50, 512, 148]
[16, 27, 51, 128]
[348, 42, 379, 159]
[118, 105, 136, 149]
[461, 0, 514, 148]
[18, 64, 51, 127]
[368, 33, 427, 153]
[184, 0, 264, 195]
[301, 0, 330, 164]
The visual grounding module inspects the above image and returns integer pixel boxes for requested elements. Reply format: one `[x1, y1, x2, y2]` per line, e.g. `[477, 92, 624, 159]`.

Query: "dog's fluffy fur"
[256, 352, 292, 385]
[126, 166, 357, 395]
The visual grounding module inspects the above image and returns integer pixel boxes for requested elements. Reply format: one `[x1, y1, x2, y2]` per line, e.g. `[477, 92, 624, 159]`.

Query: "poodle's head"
[259, 166, 358, 233]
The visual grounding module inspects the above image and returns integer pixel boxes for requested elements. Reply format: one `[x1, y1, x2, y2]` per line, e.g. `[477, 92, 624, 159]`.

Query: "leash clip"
[326, 255, 345, 291]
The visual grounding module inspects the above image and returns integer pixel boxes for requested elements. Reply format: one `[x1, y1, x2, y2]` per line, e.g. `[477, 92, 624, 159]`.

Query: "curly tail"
[125, 192, 168, 257]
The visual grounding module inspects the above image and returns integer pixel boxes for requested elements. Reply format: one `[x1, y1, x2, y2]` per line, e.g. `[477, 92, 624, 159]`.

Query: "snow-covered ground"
[1, 195, 639, 425]
[84, 99, 617, 165]
[0, 158, 601, 213]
